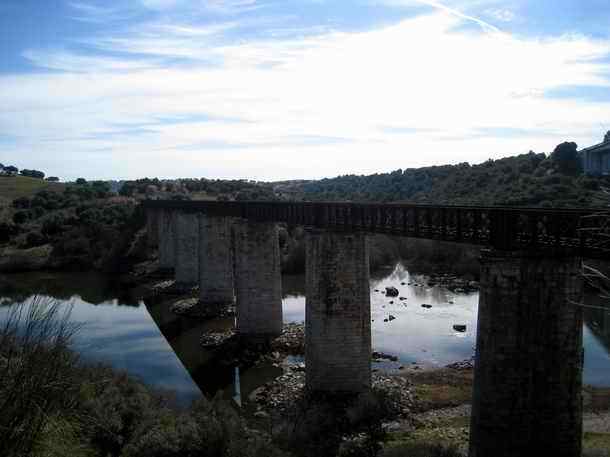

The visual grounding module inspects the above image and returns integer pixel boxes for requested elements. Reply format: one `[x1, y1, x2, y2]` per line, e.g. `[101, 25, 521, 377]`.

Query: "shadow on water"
[144, 294, 282, 406]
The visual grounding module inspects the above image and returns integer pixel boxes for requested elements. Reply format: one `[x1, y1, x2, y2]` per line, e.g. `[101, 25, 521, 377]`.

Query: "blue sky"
[1, 0, 610, 180]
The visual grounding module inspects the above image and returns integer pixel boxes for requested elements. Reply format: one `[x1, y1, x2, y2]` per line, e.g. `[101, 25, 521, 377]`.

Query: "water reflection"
[583, 293, 610, 386]
[1, 265, 608, 408]
[0, 272, 203, 406]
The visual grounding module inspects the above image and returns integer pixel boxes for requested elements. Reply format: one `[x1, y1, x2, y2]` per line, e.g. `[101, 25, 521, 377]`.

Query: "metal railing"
[143, 200, 610, 258]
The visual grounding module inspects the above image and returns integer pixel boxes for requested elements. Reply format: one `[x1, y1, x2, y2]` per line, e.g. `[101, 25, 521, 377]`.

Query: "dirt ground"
[383, 366, 610, 456]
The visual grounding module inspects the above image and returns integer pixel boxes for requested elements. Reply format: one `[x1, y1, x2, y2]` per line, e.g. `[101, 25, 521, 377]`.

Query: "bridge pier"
[469, 249, 583, 457]
[158, 209, 176, 271]
[305, 230, 371, 394]
[174, 212, 199, 290]
[146, 207, 160, 248]
[198, 215, 234, 314]
[233, 220, 283, 339]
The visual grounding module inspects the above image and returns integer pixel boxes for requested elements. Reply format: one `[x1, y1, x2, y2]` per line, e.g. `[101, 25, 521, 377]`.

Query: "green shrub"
[25, 230, 47, 248]
[0, 297, 81, 457]
[13, 210, 30, 224]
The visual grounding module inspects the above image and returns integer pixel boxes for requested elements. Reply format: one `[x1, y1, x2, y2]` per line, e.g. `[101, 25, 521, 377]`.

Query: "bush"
[12, 196, 31, 209]
[25, 231, 47, 248]
[551, 141, 582, 175]
[0, 222, 17, 243]
[12, 210, 30, 225]
[41, 213, 66, 237]
[0, 297, 80, 457]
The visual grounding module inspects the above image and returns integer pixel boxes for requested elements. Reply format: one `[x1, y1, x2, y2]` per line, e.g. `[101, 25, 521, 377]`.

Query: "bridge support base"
[158, 209, 176, 271]
[198, 215, 234, 315]
[305, 230, 371, 394]
[174, 212, 199, 290]
[469, 249, 583, 457]
[234, 220, 283, 339]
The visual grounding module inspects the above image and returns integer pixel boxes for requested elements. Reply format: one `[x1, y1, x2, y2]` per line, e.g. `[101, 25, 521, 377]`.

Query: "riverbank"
[146, 274, 610, 457]
[386, 366, 610, 456]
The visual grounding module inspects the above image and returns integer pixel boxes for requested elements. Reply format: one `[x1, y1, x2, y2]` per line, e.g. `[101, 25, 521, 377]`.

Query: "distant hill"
[288, 151, 610, 208]
[0, 176, 64, 203]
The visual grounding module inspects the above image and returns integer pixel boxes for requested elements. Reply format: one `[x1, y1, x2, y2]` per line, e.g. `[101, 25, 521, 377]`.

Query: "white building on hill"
[580, 131, 610, 175]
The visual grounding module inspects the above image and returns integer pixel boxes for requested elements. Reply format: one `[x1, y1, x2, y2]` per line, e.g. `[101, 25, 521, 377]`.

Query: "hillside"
[0, 176, 64, 202]
[290, 151, 610, 207]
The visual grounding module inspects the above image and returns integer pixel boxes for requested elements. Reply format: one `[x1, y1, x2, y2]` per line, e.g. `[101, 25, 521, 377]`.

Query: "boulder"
[385, 286, 399, 297]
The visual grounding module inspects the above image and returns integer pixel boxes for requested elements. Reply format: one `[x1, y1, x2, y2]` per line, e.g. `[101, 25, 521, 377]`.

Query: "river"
[0, 264, 608, 405]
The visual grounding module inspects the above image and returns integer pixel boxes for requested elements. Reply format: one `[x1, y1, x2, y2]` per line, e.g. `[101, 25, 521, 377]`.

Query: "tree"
[46, 176, 60, 182]
[551, 142, 582, 175]
[20, 169, 45, 179]
[4, 165, 18, 174]
[76, 178, 87, 185]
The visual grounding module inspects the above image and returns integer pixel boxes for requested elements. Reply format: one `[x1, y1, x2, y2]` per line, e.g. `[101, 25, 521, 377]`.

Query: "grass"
[0, 175, 64, 201]
[583, 432, 610, 457]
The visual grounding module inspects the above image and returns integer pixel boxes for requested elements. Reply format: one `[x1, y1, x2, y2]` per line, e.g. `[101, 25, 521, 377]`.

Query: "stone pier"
[305, 230, 371, 393]
[233, 220, 283, 339]
[469, 250, 583, 457]
[198, 214, 234, 314]
[158, 209, 176, 271]
[146, 207, 160, 248]
[174, 212, 199, 290]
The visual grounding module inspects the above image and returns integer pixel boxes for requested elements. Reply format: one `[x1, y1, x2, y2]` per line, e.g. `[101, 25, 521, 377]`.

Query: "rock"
[446, 358, 474, 370]
[385, 286, 399, 297]
[453, 324, 467, 332]
[383, 318, 389, 322]
[372, 351, 398, 362]
[388, 314, 396, 321]
[200, 330, 234, 348]
[399, 297, 407, 300]
[421, 304, 432, 309]
[400, 282, 406, 285]
[389, 300, 394, 304]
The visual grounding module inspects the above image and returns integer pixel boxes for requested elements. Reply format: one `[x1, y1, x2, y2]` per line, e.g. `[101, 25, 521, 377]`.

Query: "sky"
[1, 0, 610, 181]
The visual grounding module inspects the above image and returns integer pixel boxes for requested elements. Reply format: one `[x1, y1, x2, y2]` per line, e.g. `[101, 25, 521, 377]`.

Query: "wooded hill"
[291, 149, 609, 207]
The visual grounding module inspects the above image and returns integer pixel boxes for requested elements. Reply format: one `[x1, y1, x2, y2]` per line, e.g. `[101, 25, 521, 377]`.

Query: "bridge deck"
[143, 200, 609, 258]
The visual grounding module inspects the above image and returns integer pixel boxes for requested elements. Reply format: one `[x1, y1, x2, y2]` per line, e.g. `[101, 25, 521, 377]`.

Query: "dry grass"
[0, 176, 64, 201]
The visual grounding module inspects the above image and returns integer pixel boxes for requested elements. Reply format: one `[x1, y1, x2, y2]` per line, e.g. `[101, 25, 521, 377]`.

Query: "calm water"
[1, 265, 609, 404]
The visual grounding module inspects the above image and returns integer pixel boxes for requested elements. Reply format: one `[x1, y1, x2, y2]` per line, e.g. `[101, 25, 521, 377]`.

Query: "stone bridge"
[143, 200, 609, 457]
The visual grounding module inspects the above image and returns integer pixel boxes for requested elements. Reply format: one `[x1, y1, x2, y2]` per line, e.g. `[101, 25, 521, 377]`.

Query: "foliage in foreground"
[0, 298, 287, 457]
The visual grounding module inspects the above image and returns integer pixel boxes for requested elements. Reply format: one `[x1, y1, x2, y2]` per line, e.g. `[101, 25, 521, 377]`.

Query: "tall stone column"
[198, 214, 234, 314]
[305, 230, 371, 393]
[146, 208, 160, 248]
[174, 211, 199, 290]
[233, 220, 283, 339]
[158, 209, 176, 271]
[469, 250, 583, 457]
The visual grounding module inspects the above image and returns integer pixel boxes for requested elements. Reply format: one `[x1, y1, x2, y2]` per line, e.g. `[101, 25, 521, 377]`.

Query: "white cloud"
[3, 10, 610, 180]
[485, 8, 515, 22]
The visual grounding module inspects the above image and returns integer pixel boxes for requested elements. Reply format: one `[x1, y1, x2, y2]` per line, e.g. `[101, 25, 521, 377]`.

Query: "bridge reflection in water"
[143, 200, 608, 457]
